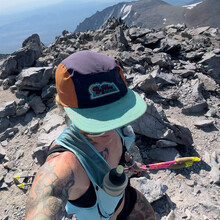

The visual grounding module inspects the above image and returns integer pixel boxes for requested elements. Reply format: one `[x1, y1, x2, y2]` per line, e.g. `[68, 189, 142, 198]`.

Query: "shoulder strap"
[56, 122, 110, 187]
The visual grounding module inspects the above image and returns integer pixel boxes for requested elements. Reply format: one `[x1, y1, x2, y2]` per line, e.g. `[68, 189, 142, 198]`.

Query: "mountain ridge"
[75, 0, 219, 32]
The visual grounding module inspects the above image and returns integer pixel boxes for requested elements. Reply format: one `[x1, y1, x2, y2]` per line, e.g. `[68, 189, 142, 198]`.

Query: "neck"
[84, 130, 116, 147]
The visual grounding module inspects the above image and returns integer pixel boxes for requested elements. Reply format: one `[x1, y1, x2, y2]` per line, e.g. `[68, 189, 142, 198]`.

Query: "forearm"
[25, 196, 65, 220]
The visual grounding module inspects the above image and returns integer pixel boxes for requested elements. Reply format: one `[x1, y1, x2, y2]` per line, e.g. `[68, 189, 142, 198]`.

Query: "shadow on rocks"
[151, 194, 176, 220]
[199, 124, 219, 133]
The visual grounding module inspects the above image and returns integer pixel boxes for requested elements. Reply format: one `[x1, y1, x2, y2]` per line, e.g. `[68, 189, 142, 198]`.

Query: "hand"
[127, 161, 143, 176]
[125, 152, 144, 176]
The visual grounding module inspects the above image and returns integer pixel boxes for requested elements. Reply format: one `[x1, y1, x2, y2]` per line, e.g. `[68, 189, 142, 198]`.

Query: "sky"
[0, 0, 125, 14]
[0, 0, 62, 14]
[0, 0, 134, 53]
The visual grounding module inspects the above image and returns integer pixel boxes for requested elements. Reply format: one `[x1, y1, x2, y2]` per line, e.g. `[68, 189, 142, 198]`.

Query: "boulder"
[28, 96, 46, 115]
[15, 67, 52, 91]
[0, 34, 42, 79]
[150, 53, 174, 69]
[0, 101, 17, 118]
[112, 26, 129, 50]
[199, 52, 220, 81]
[131, 103, 193, 146]
[128, 27, 151, 41]
[130, 177, 168, 203]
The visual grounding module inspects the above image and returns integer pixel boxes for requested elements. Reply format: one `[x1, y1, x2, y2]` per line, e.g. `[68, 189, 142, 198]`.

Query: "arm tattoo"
[99, 148, 109, 160]
[25, 159, 75, 220]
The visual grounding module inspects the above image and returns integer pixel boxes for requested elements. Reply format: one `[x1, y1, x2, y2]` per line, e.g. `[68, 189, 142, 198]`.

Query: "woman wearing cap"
[25, 51, 156, 220]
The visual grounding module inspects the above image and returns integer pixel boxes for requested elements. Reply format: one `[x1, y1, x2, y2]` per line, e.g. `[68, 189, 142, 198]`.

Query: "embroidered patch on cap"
[89, 82, 119, 100]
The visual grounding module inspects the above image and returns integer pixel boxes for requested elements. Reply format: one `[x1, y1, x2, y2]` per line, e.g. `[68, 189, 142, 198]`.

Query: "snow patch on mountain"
[120, 4, 132, 20]
[182, 1, 202, 9]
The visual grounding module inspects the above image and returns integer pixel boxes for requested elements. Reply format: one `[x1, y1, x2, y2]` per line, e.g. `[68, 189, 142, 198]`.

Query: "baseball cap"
[55, 50, 147, 133]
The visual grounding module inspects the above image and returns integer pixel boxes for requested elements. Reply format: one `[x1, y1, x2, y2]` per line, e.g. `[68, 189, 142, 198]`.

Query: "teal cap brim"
[64, 89, 147, 133]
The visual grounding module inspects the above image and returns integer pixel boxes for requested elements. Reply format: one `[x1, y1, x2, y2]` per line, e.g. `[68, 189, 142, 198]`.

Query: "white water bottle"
[103, 165, 128, 196]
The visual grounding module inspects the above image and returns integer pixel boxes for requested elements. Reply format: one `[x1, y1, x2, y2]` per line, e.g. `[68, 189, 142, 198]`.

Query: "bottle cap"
[116, 165, 124, 175]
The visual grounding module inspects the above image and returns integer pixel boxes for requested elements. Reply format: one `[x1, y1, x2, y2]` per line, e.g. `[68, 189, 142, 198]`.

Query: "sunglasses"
[80, 130, 106, 137]
[87, 132, 106, 137]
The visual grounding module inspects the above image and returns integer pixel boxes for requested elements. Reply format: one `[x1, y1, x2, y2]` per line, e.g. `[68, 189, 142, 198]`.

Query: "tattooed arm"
[25, 153, 75, 220]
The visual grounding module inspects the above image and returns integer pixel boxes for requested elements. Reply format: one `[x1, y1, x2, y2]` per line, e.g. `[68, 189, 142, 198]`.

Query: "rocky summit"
[0, 18, 220, 220]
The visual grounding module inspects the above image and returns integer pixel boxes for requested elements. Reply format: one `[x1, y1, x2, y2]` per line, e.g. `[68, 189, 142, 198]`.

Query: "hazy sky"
[0, 0, 125, 14]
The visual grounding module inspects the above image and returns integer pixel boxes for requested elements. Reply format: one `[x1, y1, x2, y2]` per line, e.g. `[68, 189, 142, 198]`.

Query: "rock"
[132, 74, 158, 92]
[32, 146, 48, 165]
[0, 118, 10, 133]
[1, 140, 8, 147]
[185, 179, 195, 187]
[4, 173, 14, 185]
[101, 17, 125, 31]
[0, 145, 6, 158]
[186, 51, 204, 61]
[3, 161, 15, 170]
[112, 26, 128, 50]
[130, 177, 168, 203]
[196, 72, 218, 92]
[181, 30, 193, 39]
[166, 210, 176, 220]
[2, 76, 16, 90]
[34, 124, 66, 164]
[129, 144, 143, 164]
[37, 124, 66, 148]
[0, 34, 42, 79]
[156, 140, 177, 148]
[0, 128, 19, 142]
[0, 101, 17, 118]
[150, 53, 174, 69]
[133, 64, 146, 74]
[199, 52, 220, 81]
[41, 84, 56, 100]
[190, 26, 210, 35]
[194, 119, 215, 128]
[0, 56, 17, 79]
[155, 38, 181, 56]
[29, 119, 40, 131]
[143, 31, 165, 48]
[150, 69, 181, 89]
[41, 109, 65, 133]
[22, 33, 42, 57]
[28, 96, 46, 114]
[209, 151, 220, 184]
[148, 148, 180, 161]
[0, 182, 8, 189]
[172, 69, 195, 78]
[182, 101, 208, 115]
[205, 108, 217, 117]
[131, 103, 193, 146]
[15, 67, 52, 91]
[16, 103, 30, 116]
[128, 27, 151, 41]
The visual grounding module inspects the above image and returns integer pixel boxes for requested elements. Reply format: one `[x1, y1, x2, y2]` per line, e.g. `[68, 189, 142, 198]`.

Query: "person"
[25, 50, 156, 220]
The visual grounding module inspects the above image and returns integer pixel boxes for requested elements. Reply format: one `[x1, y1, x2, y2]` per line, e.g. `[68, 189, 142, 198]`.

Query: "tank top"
[55, 121, 135, 219]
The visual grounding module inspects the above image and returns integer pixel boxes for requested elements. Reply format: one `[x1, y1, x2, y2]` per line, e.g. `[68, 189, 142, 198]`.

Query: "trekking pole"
[125, 157, 202, 171]
[13, 174, 35, 188]
[16, 183, 33, 188]
[13, 175, 35, 180]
